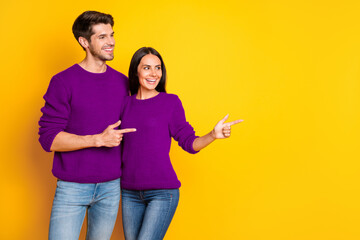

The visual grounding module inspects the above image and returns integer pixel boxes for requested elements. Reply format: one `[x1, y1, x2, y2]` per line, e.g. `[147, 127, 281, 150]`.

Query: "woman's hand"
[211, 114, 243, 139]
[192, 114, 243, 151]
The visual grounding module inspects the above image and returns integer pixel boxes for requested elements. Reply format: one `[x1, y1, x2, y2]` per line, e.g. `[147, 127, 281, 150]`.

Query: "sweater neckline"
[133, 92, 163, 102]
[74, 64, 111, 77]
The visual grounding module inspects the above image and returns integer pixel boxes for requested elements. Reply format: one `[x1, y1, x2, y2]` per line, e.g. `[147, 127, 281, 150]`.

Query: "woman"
[120, 47, 242, 240]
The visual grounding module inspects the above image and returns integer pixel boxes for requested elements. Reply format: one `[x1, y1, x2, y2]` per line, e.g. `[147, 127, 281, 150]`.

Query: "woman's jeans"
[49, 178, 120, 240]
[121, 189, 180, 240]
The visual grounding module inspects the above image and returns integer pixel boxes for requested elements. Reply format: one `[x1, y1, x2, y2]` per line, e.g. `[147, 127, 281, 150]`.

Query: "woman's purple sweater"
[120, 92, 199, 190]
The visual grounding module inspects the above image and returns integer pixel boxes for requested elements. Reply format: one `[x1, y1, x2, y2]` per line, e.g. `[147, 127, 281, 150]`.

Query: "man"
[38, 11, 135, 240]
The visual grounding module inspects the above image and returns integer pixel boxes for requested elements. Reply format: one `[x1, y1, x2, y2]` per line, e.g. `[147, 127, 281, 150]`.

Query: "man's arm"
[50, 121, 136, 152]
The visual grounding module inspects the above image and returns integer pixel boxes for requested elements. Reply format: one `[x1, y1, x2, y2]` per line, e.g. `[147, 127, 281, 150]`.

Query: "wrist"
[210, 129, 217, 140]
[91, 134, 103, 147]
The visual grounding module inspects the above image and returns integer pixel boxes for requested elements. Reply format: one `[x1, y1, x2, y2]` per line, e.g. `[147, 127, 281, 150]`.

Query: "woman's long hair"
[128, 47, 167, 95]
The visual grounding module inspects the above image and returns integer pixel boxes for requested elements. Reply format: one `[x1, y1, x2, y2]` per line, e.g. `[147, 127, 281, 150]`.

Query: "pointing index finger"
[118, 128, 137, 134]
[228, 119, 243, 126]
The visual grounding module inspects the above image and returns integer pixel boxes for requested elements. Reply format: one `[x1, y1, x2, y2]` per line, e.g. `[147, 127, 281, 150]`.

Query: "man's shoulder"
[106, 65, 128, 80]
[46, 64, 78, 89]
[52, 64, 79, 80]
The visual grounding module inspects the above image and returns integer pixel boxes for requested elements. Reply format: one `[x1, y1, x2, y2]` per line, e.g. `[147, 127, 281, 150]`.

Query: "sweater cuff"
[188, 136, 200, 154]
[40, 130, 63, 152]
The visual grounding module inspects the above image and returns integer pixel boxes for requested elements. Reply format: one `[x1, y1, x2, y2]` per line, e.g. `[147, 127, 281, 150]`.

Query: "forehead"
[139, 54, 161, 65]
[91, 23, 114, 35]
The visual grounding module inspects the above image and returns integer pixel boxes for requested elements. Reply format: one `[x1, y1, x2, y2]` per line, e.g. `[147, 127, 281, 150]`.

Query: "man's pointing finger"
[118, 128, 137, 134]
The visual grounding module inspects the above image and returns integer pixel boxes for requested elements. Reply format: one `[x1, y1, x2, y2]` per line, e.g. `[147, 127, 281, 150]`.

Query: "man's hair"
[72, 11, 114, 50]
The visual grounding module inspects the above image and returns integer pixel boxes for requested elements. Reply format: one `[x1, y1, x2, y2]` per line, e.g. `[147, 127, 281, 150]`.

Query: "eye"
[144, 67, 149, 70]
[156, 66, 161, 70]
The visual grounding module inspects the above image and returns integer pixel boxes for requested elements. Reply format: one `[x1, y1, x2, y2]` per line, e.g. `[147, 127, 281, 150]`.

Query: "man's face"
[87, 23, 115, 61]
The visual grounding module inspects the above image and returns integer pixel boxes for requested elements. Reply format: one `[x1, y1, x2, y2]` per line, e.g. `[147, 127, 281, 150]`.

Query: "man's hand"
[95, 120, 136, 147]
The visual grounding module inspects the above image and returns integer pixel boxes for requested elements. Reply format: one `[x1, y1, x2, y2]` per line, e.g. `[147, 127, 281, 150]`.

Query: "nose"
[150, 68, 157, 76]
[108, 36, 115, 46]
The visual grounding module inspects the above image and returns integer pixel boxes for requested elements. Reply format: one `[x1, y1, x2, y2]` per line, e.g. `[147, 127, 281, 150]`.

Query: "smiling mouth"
[146, 79, 157, 83]
[103, 47, 114, 53]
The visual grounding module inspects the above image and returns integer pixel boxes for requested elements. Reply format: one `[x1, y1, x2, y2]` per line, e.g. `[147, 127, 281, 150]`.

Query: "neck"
[136, 88, 159, 100]
[78, 54, 107, 73]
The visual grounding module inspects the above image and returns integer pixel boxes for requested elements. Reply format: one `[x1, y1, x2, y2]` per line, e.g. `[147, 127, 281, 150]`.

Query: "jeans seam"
[158, 191, 173, 237]
[91, 183, 98, 204]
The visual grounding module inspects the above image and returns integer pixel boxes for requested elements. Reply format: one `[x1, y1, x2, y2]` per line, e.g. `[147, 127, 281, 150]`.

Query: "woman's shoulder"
[123, 95, 132, 101]
[160, 93, 185, 112]
[122, 94, 134, 106]
[161, 92, 181, 102]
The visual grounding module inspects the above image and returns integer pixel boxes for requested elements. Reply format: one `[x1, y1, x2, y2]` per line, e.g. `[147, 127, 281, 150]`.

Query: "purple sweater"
[38, 64, 128, 183]
[120, 92, 199, 190]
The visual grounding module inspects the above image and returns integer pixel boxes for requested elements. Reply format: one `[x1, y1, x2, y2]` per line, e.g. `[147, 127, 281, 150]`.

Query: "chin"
[99, 55, 114, 61]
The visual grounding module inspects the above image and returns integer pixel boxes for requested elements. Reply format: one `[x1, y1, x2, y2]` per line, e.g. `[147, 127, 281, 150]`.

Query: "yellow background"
[1, 0, 360, 239]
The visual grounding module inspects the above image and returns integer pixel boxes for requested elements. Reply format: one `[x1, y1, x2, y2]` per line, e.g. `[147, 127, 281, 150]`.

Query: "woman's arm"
[192, 114, 243, 151]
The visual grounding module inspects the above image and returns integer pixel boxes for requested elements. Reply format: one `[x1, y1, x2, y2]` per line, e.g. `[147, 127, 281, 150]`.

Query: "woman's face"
[137, 54, 162, 93]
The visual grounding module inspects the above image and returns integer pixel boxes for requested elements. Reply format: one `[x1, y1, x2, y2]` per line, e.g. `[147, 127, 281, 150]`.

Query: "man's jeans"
[121, 189, 179, 240]
[49, 178, 120, 240]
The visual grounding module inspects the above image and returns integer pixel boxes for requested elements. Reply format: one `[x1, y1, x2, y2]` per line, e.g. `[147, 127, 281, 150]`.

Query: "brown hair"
[72, 11, 114, 50]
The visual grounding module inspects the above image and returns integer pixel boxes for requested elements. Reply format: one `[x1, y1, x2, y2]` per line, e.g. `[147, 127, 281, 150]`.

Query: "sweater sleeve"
[169, 96, 199, 154]
[38, 76, 71, 152]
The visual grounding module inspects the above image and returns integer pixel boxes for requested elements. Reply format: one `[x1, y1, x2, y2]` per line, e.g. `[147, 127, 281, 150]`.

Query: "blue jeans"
[49, 178, 120, 240]
[121, 189, 180, 240]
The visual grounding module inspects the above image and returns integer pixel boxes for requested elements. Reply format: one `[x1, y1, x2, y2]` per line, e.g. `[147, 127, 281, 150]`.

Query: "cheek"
[138, 71, 145, 80]
[137, 68, 143, 76]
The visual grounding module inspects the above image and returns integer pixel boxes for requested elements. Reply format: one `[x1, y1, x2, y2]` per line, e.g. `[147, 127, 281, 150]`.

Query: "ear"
[78, 37, 89, 49]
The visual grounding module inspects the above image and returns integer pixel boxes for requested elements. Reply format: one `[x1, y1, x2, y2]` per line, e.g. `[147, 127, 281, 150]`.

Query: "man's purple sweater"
[120, 92, 199, 190]
[38, 64, 128, 183]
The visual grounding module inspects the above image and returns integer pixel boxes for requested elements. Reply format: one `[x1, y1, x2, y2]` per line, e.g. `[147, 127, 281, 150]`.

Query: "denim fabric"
[49, 178, 120, 240]
[121, 189, 179, 240]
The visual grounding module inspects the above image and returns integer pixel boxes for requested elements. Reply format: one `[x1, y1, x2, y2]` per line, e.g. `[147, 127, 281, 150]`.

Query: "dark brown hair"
[128, 47, 167, 95]
[72, 11, 114, 50]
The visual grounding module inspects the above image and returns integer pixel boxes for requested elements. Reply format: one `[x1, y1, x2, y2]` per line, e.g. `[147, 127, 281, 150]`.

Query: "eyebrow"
[98, 32, 114, 37]
[142, 64, 161, 67]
